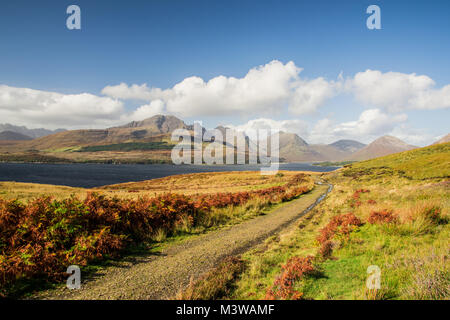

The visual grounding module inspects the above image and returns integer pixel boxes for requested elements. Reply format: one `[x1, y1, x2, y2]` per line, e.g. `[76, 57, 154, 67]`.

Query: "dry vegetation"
[0, 171, 315, 202]
[0, 171, 314, 297]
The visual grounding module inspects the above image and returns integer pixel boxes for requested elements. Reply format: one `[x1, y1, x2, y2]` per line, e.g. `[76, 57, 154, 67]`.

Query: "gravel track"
[34, 184, 330, 300]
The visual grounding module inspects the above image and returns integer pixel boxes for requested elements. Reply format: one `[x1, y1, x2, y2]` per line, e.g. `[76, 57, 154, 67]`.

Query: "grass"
[78, 142, 174, 152]
[313, 161, 356, 167]
[0, 170, 315, 202]
[348, 142, 450, 180]
[176, 256, 246, 300]
[0, 153, 71, 163]
[0, 182, 86, 202]
[229, 142, 450, 300]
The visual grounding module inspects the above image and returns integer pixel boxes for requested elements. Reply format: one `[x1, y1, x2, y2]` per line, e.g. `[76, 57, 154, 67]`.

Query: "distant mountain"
[329, 140, 366, 153]
[9, 115, 189, 151]
[0, 123, 65, 139]
[432, 134, 450, 145]
[349, 135, 417, 161]
[115, 115, 189, 133]
[277, 132, 321, 162]
[0, 115, 423, 163]
[0, 131, 33, 141]
[276, 132, 353, 162]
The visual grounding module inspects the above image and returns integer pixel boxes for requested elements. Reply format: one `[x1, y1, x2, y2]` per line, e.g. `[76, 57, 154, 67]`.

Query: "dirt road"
[34, 184, 330, 300]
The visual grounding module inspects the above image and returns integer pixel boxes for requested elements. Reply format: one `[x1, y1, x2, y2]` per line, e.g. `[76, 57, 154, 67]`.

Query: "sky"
[0, 0, 449, 146]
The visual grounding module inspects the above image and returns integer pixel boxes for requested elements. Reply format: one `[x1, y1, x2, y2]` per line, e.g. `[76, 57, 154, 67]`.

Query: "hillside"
[7, 115, 188, 152]
[433, 134, 450, 145]
[349, 135, 417, 161]
[0, 115, 438, 164]
[0, 131, 33, 141]
[230, 142, 449, 300]
[114, 114, 189, 132]
[348, 141, 450, 180]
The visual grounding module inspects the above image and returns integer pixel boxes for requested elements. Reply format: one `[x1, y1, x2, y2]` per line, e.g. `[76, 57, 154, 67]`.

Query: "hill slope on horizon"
[433, 133, 450, 145]
[6, 115, 187, 151]
[0, 115, 434, 164]
[349, 141, 449, 180]
[0, 131, 33, 141]
[349, 135, 417, 161]
[0, 123, 65, 139]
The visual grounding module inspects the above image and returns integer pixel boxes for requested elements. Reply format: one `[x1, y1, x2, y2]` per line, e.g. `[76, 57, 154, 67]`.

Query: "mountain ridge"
[0, 123, 65, 139]
[0, 115, 428, 162]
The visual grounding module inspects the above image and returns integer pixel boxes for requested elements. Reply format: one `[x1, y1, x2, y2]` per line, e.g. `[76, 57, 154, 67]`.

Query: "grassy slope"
[348, 142, 449, 180]
[232, 142, 449, 300]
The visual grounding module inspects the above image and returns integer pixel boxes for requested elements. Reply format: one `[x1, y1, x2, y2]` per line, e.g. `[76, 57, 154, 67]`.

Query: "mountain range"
[0, 115, 446, 162]
[0, 123, 65, 139]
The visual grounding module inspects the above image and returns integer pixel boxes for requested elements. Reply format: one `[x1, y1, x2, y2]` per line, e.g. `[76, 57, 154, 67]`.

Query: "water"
[0, 162, 339, 188]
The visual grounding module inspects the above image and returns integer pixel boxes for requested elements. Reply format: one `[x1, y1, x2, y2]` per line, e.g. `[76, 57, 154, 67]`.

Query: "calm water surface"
[0, 163, 339, 188]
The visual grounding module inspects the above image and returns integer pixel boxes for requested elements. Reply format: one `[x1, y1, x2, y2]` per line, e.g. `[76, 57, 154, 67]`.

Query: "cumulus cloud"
[333, 109, 408, 137]
[347, 70, 450, 112]
[102, 60, 339, 117]
[2, 62, 448, 140]
[102, 83, 160, 101]
[120, 100, 165, 123]
[0, 85, 164, 129]
[0, 85, 125, 129]
[307, 109, 408, 144]
[102, 65, 450, 119]
[225, 118, 309, 138]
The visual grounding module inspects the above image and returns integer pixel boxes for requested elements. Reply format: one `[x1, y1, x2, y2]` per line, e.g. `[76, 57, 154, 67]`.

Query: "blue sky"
[0, 0, 449, 145]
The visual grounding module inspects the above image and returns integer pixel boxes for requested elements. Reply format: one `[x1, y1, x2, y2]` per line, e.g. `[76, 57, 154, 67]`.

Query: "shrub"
[265, 255, 315, 300]
[318, 240, 334, 260]
[368, 210, 398, 224]
[317, 213, 363, 244]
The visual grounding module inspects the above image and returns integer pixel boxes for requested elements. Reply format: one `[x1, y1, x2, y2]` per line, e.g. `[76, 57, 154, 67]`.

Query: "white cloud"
[102, 60, 338, 117]
[0, 85, 125, 129]
[0, 85, 165, 130]
[102, 83, 160, 101]
[2, 62, 448, 142]
[307, 109, 408, 144]
[120, 100, 165, 123]
[225, 118, 309, 138]
[347, 70, 450, 112]
[289, 77, 338, 115]
[333, 109, 408, 137]
[388, 125, 435, 146]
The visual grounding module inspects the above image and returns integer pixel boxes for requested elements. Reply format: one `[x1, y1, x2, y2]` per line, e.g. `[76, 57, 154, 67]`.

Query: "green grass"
[348, 142, 450, 180]
[0, 153, 71, 163]
[231, 142, 449, 300]
[78, 141, 175, 152]
[313, 161, 356, 167]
